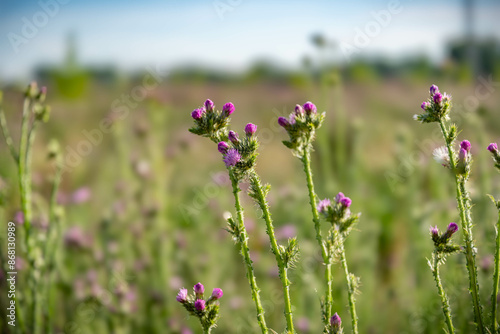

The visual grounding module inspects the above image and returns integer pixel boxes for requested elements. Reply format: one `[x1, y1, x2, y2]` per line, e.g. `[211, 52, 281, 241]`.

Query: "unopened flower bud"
[294, 104, 304, 115]
[228, 130, 239, 144]
[211, 288, 223, 300]
[430, 225, 439, 239]
[460, 140, 471, 152]
[222, 102, 234, 117]
[430, 84, 439, 96]
[421, 102, 430, 110]
[194, 282, 204, 295]
[488, 143, 498, 153]
[245, 123, 257, 136]
[218, 141, 229, 154]
[204, 99, 214, 112]
[316, 198, 331, 214]
[334, 192, 345, 203]
[194, 299, 206, 311]
[340, 197, 352, 208]
[278, 117, 290, 128]
[191, 108, 204, 120]
[330, 312, 341, 330]
[433, 92, 443, 104]
[303, 101, 317, 115]
[176, 288, 188, 303]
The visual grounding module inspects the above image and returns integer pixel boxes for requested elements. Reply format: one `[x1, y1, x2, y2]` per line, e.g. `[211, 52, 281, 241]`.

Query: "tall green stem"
[230, 173, 268, 334]
[491, 210, 500, 332]
[438, 120, 484, 332]
[249, 172, 295, 333]
[0, 106, 19, 162]
[301, 151, 333, 322]
[335, 231, 358, 334]
[432, 252, 455, 334]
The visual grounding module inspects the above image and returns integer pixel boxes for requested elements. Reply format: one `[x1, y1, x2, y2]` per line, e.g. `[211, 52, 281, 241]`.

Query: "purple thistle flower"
[194, 299, 206, 311]
[330, 312, 341, 328]
[278, 116, 290, 128]
[421, 102, 430, 110]
[433, 92, 443, 104]
[430, 225, 439, 238]
[204, 99, 214, 112]
[317, 198, 331, 213]
[194, 282, 204, 294]
[224, 149, 241, 167]
[288, 114, 296, 125]
[222, 102, 235, 117]
[488, 143, 498, 153]
[334, 192, 345, 203]
[228, 130, 239, 144]
[245, 123, 257, 136]
[447, 222, 458, 235]
[460, 140, 471, 152]
[459, 147, 467, 162]
[430, 84, 439, 96]
[294, 104, 304, 115]
[340, 197, 352, 208]
[191, 108, 204, 120]
[211, 288, 223, 300]
[176, 288, 188, 303]
[303, 101, 317, 115]
[218, 141, 230, 154]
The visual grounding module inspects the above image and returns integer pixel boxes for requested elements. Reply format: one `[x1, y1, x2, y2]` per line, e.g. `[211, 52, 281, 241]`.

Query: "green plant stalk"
[301, 150, 333, 322]
[0, 107, 19, 162]
[491, 210, 500, 332]
[432, 252, 455, 334]
[249, 172, 295, 333]
[335, 231, 358, 334]
[230, 172, 268, 334]
[438, 120, 484, 332]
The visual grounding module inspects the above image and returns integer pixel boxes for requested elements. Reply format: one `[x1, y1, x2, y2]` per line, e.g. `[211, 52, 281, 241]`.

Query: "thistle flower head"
[303, 101, 317, 115]
[340, 197, 352, 208]
[211, 288, 223, 300]
[317, 198, 331, 213]
[228, 130, 239, 144]
[330, 312, 342, 328]
[218, 141, 229, 154]
[193, 282, 204, 294]
[433, 146, 451, 168]
[459, 147, 467, 162]
[429, 225, 439, 238]
[222, 102, 234, 117]
[191, 108, 204, 120]
[194, 299, 206, 311]
[176, 288, 188, 303]
[433, 92, 443, 104]
[430, 84, 439, 96]
[278, 116, 290, 128]
[421, 102, 430, 110]
[245, 123, 257, 136]
[294, 104, 304, 115]
[460, 140, 471, 152]
[335, 192, 345, 203]
[447, 222, 458, 235]
[488, 143, 498, 153]
[204, 99, 214, 112]
[223, 149, 241, 167]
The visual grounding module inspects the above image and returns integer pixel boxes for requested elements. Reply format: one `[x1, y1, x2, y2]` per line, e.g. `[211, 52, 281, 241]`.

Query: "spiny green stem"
[230, 172, 268, 334]
[0, 107, 19, 162]
[249, 172, 295, 333]
[432, 252, 455, 334]
[491, 210, 500, 332]
[335, 231, 358, 334]
[301, 150, 332, 322]
[438, 120, 485, 333]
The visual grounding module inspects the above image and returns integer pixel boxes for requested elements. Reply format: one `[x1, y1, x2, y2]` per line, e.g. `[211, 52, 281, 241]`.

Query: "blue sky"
[1, 0, 499, 80]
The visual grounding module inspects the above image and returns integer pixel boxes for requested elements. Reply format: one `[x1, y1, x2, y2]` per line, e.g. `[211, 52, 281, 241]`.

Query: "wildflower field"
[1, 76, 500, 334]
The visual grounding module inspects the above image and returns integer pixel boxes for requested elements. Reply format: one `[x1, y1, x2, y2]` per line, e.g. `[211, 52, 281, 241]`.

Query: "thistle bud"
[218, 141, 230, 154]
[26, 81, 39, 98]
[245, 123, 257, 136]
[176, 288, 188, 303]
[278, 117, 290, 128]
[340, 197, 352, 208]
[443, 222, 459, 240]
[211, 288, 223, 300]
[294, 104, 304, 115]
[433, 92, 443, 104]
[316, 198, 331, 214]
[430, 225, 439, 241]
[421, 102, 430, 110]
[330, 313, 342, 330]
[488, 143, 498, 153]
[334, 192, 345, 203]
[194, 299, 206, 311]
[460, 140, 471, 152]
[204, 99, 214, 112]
[303, 101, 317, 115]
[194, 282, 204, 296]
[191, 108, 204, 120]
[222, 102, 234, 117]
[430, 84, 439, 96]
